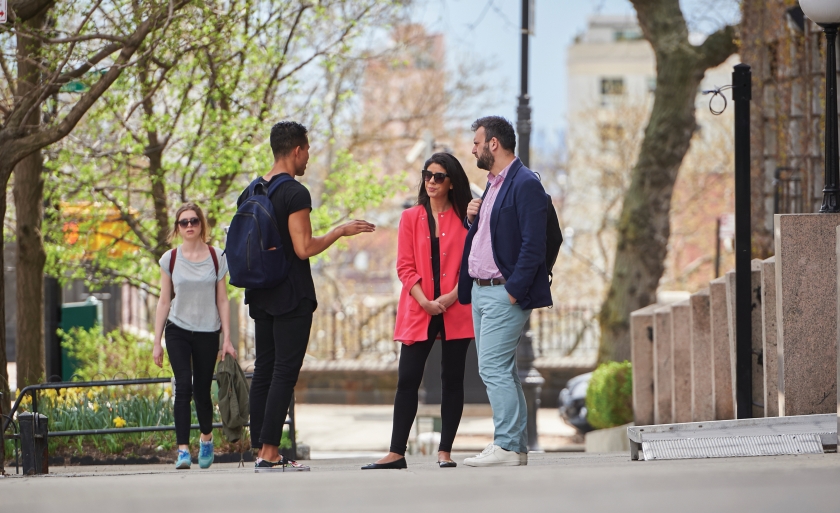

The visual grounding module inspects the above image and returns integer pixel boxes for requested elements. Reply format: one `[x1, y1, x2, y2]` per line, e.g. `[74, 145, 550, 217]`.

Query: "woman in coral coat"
[362, 153, 475, 470]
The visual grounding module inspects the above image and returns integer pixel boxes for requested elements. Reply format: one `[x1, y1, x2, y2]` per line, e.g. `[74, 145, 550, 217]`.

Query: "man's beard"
[476, 144, 494, 171]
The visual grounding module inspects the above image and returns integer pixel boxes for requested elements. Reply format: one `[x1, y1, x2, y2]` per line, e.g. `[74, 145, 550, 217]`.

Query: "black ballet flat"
[361, 458, 407, 470]
[437, 460, 457, 468]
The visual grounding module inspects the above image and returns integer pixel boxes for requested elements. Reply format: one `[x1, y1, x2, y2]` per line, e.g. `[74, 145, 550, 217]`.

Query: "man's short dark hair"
[270, 121, 308, 158]
[471, 116, 516, 152]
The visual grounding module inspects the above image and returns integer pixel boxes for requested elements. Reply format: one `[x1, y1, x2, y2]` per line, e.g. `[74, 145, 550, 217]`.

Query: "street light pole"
[516, 0, 544, 453]
[818, 24, 840, 213]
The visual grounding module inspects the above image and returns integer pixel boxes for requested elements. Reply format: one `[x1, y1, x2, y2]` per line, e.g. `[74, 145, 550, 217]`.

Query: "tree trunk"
[139, 56, 170, 257]
[0, 196, 8, 415]
[597, 0, 737, 363]
[14, 152, 46, 388]
[13, 10, 47, 387]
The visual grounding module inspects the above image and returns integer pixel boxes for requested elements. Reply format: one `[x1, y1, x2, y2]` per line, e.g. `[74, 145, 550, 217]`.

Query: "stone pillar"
[724, 270, 738, 413]
[761, 256, 779, 417]
[653, 306, 673, 424]
[630, 304, 659, 426]
[689, 289, 714, 421]
[709, 277, 735, 420]
[775, 214, 840, 416]
[725, 262, 765, 418]
[670, 300, 692, 423]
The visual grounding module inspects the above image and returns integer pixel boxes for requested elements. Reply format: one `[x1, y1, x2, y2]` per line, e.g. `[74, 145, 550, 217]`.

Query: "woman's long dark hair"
[417, 152, 472, 219]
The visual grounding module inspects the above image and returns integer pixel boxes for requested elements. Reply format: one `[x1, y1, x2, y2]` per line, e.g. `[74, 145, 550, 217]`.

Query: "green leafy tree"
[0, 0, 193, 404]
[44, 0, 406, 294]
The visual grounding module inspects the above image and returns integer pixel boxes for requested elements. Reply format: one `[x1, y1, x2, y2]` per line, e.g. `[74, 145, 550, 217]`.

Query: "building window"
[601, 78, 625, 96]
[614, 29, 642, 41]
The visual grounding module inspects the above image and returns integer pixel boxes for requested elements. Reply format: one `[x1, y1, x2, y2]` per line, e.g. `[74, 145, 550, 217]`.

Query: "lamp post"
[516, 0, 544, 453]
[800, 0, 840, 213]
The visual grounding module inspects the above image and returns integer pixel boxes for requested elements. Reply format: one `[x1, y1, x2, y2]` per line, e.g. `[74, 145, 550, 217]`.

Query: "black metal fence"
[2, 374, 294, 475]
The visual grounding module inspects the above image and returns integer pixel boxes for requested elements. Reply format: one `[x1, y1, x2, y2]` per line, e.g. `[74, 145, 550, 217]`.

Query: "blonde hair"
[167, 202, 209, 244]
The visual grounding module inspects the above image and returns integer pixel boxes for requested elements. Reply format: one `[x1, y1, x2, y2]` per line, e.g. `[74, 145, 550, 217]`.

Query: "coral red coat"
[394, 205, 474, 344]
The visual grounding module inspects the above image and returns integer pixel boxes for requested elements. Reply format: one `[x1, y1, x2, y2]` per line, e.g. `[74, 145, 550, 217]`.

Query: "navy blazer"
[458, 158, 552, 310]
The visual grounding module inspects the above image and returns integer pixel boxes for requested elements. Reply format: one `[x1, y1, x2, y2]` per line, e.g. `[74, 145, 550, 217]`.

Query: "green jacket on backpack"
[216, 354, 250, 442]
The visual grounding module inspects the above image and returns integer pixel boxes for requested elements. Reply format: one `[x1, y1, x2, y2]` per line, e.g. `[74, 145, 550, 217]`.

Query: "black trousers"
[165, 322, 220, 445]
[389, 315, 471, 455]
[249, 299, 314, 449]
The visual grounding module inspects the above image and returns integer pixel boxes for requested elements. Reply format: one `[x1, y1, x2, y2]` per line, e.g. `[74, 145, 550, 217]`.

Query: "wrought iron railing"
[1, 374, 294, 475]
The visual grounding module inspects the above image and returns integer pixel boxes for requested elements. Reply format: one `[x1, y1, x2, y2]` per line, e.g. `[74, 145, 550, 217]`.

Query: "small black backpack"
[478, 173, 563, 283]
[544, 195, 563, 284]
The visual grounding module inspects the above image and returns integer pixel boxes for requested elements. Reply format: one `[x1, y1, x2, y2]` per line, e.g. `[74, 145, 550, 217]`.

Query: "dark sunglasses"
[177, 217, 200, 228]
[422, 170, 449, 184]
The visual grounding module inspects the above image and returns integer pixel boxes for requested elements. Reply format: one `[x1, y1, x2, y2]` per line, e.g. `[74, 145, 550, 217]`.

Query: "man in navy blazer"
[458, 116, 550, 467]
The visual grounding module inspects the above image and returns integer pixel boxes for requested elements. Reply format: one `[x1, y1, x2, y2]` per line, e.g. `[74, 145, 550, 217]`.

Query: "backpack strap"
[246, 173, 293, 199]
[169, 248, 177, 275]
[169, 248, 177, 300]
[265, 173, 293, 197]
[209, 246, 220, 278]
[470, 181, 491, 226]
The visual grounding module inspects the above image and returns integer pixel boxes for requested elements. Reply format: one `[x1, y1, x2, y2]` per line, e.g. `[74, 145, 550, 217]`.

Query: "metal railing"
[774, 167, 804, 214]
[304, 300, 600, 362]
[2, 374, 295, 475]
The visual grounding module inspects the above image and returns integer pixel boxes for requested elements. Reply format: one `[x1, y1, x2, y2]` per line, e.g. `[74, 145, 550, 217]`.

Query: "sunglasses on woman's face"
[422, 170, 449, 184]
[178, 217, 200, 228]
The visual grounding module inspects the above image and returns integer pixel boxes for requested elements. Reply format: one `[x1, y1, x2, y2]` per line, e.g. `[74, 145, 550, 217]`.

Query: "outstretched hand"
[339, 220, 376, 237]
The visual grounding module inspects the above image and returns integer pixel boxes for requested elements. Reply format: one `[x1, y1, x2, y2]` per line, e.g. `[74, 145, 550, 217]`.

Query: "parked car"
[558, 372, 594, 434]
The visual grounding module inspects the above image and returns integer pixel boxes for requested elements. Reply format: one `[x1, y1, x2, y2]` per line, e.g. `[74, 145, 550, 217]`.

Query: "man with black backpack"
[232, 121, 375, 472]
[457, 116, 557, 468]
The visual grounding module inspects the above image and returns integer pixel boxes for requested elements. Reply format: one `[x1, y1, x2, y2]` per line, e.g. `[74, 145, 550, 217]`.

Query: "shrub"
[585, 360, 633, 429]
[60, 326, 171, 382]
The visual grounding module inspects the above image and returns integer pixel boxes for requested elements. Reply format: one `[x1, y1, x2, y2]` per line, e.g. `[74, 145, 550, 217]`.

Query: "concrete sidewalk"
[3, 453, 840, 513]
[294, 404, 581, 456]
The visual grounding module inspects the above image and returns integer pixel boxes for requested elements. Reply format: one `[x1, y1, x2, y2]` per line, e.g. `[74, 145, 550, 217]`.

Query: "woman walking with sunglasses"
[153, 203, 237, 470]
[362, 153, 474, 470]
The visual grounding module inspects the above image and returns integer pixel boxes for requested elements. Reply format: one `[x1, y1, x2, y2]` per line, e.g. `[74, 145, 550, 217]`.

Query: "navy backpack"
[226, 175, 293, 289]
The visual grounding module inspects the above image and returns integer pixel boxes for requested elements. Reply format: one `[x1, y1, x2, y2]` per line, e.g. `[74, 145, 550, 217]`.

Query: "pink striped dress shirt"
[468, 158, 517, 279]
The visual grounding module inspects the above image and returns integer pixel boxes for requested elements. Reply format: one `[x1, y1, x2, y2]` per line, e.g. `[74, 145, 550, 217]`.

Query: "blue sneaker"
[198, 438, 214, 469]
[175, 449, 191, 469]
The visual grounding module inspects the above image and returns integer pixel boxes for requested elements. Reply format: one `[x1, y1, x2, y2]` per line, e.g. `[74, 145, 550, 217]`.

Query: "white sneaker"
[463, 444, 522, 467]
[520, 452, 528, 465]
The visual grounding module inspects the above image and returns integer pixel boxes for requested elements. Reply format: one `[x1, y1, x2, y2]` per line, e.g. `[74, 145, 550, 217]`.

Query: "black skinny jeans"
[390, 315, 471, 456]
[249, 299, 314, 449]
[165, 322, 220, 445]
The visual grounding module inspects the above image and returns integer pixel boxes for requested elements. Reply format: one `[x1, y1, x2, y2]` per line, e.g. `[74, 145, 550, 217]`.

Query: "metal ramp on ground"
[628, 414, 836, 461]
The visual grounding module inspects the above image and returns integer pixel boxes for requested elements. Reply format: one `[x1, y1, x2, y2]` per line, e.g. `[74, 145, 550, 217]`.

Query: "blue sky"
[413, 0, 741, 150]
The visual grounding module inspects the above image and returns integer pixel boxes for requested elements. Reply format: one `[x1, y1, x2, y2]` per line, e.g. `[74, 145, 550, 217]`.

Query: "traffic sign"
[0, 0, 7, 24]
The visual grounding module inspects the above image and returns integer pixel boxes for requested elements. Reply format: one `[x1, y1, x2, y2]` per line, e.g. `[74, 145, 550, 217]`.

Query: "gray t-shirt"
[159, 246, 228, 332]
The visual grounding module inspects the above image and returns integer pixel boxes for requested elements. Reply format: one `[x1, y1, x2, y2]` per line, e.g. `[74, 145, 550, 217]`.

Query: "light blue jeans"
[471, 281, 531, 453]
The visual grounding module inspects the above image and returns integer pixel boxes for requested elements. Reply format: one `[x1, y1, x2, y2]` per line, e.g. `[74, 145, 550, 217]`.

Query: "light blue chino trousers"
[471, 281, 531, 453]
